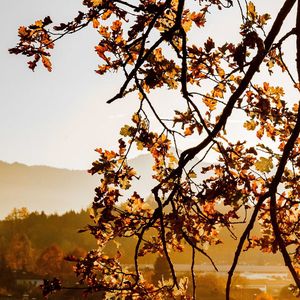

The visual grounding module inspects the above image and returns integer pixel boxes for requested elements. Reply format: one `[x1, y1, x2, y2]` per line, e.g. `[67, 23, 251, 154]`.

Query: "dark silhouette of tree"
[152, 255, 172, 284]
[9, 0, 300, 299]
[0, 253, 14, 292]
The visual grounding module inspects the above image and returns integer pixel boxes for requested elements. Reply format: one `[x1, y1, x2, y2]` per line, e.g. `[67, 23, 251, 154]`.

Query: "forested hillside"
[0, 208, 284, 299]
[0, 207, 281, 268]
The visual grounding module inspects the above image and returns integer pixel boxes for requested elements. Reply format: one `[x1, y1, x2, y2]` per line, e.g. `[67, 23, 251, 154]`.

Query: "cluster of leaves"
[9, 0, 300, 299]
[9, 16, 54, 71]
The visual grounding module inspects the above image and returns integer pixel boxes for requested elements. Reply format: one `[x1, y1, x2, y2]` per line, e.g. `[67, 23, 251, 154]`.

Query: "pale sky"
[0, 1, 297, 170]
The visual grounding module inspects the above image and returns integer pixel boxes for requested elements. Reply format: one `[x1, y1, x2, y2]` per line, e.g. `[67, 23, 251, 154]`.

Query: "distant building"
[13, 271, 43, 287]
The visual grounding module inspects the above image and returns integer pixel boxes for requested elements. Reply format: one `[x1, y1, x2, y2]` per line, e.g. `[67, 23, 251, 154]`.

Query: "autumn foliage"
[9, 0, 300, 299]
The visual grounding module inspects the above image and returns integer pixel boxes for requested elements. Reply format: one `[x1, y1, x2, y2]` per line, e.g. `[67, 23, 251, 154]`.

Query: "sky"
[0, 0, 298, 170]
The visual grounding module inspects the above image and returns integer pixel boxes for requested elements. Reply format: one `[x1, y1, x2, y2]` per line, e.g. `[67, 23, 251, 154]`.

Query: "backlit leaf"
[248, 2, 257, 20]
[254, 157, 273, 173]
[91, 0, 102, 7]
[243, 120, 256, 130]
[92, 18, 100, 28]
[184, 126, 193, 136]
[41, 55, 52, 72]
[203, 95, 217, 111]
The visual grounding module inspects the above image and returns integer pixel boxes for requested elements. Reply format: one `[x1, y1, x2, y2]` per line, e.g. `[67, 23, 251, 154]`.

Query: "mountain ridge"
[0, 160, 98, 220]
[0, 153, 210, 220]
[0, 155, 170, 219]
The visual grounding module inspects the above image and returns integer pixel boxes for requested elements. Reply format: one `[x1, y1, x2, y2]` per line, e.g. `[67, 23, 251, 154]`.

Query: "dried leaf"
[41, 55, 52, 72]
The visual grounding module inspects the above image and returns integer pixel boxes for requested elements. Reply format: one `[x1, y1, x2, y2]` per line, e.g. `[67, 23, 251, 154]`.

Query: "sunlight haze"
[0, 1, 297, 169]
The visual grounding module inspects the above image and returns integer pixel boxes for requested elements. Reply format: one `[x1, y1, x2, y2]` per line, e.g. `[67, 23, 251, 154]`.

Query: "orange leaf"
[92, 18, 100, 28]
[190, 12, 205, 27]
[35, 20, 43, 28]
[41, 55, 52, 72]
[102, 10, 112, 20]
[91, 0, 102, 7]
[104, 150, 116, 160]
[203, 95, 217, 111]
[184, 126, 193, 136]
[95, 45, 108, 61]
[263, 82, 269, 91]
[111, 20, 122, 32]
[18, 26, 30, 38]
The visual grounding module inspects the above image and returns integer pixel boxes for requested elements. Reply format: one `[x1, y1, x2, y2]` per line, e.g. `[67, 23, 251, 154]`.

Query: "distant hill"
[0, 161, 98, 219]
[0, 154, 206, 219]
